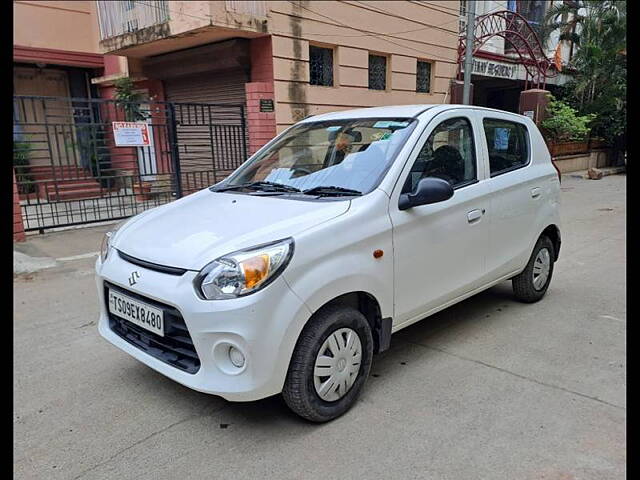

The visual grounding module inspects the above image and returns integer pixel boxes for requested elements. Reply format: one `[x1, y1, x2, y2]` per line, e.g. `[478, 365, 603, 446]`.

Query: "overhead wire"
[285, 0, 459, 63]
[133, 0, 460, 63]
[347, 0, 462, 36]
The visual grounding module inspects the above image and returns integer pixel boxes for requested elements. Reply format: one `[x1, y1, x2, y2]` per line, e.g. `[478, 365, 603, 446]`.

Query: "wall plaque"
[260, 99, 274, 112]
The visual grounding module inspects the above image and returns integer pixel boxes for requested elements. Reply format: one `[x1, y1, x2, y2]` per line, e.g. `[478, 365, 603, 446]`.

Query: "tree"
[541, 1, 626, 162]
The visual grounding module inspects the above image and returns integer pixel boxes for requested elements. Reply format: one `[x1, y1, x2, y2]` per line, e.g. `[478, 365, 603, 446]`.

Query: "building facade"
[14, 1, 577, 240]
[457, 0, 573, 112]
[92, 0, 461, 153]
[13, 1, 463, 240]
[13, 1, 105, 98]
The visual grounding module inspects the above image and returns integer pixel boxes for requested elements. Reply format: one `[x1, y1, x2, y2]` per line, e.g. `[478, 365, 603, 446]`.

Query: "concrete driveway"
[14, 174, 626, 480]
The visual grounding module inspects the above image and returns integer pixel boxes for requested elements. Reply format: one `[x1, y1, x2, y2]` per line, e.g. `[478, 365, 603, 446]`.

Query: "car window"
[403, 117, 477, 193]
[483, 119, 529, 176]
[223, 118, 417, 194]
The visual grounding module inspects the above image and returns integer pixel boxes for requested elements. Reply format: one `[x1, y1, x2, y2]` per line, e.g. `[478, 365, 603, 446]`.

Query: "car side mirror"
[398, 177, 454, 210]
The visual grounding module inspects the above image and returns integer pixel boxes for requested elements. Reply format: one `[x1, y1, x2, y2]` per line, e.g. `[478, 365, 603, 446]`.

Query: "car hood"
[112, 190, 350, 270]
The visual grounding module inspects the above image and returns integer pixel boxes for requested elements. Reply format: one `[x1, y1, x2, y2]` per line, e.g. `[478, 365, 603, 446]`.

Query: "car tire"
[512, 235, 555, 303]
[282, 305, 374, 423]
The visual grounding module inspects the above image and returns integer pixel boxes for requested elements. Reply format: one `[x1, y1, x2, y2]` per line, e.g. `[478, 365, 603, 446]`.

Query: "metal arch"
[458, 10, 558, 89]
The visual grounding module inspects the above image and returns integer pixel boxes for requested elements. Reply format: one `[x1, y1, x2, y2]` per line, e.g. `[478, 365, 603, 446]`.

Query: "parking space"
[14, 174, 626, 480]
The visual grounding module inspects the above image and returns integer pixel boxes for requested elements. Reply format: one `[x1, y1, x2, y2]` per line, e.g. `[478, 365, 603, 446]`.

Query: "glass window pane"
[483, 119, 530, 175]
[368, 55, 387, 90]
[225, 118, 417, 194]
[309, 46, 334, 86]
[403, 117, 477, 192]
[416, 61, 431, 93]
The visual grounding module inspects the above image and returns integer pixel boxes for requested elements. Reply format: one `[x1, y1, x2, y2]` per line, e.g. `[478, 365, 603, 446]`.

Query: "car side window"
[483, 119, 529, 176]
[402, 117, 477, 193]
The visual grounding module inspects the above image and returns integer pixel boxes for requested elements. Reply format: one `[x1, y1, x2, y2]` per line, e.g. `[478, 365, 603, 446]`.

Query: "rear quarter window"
[482, 119, 530, 176]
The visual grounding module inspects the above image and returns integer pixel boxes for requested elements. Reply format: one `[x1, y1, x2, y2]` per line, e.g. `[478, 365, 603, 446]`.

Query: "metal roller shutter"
[163, 69, 249, 182]
[164, 69, 248, 115]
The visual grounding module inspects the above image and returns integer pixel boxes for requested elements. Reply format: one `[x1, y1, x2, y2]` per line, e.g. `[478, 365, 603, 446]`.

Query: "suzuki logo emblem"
[129, 271, 140, 286]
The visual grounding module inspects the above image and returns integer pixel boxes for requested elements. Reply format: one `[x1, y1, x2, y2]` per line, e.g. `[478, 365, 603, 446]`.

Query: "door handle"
[531, 187, 542, 198]
[467, 209, 483, 223]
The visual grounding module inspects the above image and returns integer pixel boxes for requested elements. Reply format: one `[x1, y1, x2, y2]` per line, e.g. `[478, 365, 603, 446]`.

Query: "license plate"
[108, 289, 164, 337]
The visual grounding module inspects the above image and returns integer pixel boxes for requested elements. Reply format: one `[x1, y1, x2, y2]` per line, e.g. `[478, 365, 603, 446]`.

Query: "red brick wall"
[245, 82, 277, 155]
[246, 36, 276, 155]
[13, 170, 26, 242]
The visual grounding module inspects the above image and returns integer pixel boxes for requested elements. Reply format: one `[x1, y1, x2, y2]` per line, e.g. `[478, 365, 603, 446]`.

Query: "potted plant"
[540, 96, 596, 156]
[14, 138, 37, 197]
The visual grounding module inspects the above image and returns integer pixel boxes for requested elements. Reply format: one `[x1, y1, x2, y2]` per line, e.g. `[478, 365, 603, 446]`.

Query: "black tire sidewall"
[529, 237, 555, 293]
[512, 235, 555, 302]
[285, 307, 373, 422]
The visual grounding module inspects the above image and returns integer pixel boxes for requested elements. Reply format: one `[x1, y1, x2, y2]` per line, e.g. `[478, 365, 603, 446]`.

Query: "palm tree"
[540, 1, 622, 43]
[541, 0, 625, 108]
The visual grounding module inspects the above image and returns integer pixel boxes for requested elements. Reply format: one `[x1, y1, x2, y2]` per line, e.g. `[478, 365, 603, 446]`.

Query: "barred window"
[309, 46, 334, 86]
[416, 61, 432, 93]
[368, 54, 387, 90]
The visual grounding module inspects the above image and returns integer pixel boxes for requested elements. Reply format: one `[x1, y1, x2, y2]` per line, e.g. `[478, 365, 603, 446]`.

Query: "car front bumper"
[95, 249, 312, 401]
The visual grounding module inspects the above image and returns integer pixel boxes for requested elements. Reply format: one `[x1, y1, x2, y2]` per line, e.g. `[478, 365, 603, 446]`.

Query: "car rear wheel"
[512, 235, 555, 303]
[282, 305, 373, 422]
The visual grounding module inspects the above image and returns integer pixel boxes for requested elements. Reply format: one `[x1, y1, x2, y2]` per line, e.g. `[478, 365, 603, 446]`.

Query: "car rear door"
[476, 111, 543, 279]
[389, 109, 490, 327]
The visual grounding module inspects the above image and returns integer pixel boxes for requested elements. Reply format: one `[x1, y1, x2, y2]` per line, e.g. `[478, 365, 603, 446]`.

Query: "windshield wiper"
[213, 181, 301, 193]
[302, 186, 363, 197]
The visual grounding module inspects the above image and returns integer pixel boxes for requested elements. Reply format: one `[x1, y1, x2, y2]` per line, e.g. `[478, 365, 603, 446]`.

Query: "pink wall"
[246, 36, 276, 155]
[13, 170, 26, 242]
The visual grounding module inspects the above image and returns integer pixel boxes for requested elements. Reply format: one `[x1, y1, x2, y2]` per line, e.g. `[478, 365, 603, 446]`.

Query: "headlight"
[100, 231, 113, 263]
[100, 221, 126, 263]
[194, 238, 294, 300]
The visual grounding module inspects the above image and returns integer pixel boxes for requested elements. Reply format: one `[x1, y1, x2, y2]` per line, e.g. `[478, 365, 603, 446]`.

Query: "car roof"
[300, 104, 526, 123]
[300, 105, 437, 122]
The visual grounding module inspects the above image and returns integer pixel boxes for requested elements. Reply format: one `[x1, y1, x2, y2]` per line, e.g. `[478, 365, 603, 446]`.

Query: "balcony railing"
[96, 1, 169, 40]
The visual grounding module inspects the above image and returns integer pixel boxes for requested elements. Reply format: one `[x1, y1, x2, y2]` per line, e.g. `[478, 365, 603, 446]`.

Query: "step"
[29, 165, 93, 181]
[29, 164, 90, 174]
[47, 187, 104, 202]
[45, 181, 102, 193]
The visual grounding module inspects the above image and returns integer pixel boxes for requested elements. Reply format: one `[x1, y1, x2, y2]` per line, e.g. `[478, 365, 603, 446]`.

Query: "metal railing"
[14, 95, 247, 232]
[96, 0, 169, 40]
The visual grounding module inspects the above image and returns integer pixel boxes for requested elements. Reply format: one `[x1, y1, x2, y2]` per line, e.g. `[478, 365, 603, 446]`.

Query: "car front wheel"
[282, 305, 373, 422]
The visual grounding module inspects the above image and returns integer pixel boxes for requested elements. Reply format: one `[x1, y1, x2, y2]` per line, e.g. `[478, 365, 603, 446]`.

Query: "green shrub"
[114, 77, 146, 122]
[13, 140, 36, 195]
[541, 96, 596, 142]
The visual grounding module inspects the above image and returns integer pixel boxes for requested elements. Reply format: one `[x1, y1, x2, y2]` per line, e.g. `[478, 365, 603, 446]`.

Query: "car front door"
[389, 110, 490, 328]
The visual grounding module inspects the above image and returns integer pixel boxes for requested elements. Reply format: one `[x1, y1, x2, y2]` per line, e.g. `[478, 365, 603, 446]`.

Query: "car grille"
[104, 281, 201, 374]
[117, 250, 188, 276]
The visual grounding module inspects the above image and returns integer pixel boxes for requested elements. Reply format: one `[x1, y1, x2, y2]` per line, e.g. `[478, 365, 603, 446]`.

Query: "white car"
[96, 104, 561, 422]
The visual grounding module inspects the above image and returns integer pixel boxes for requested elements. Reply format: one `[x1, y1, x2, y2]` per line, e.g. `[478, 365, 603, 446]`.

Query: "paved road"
[14, 174, 626, 480]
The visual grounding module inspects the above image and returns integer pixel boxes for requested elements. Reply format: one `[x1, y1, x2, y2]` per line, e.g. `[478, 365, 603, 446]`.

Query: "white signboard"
[523, 110, 535, 120]
[462, 58, 520, 80]
[112, 122, 150, 146]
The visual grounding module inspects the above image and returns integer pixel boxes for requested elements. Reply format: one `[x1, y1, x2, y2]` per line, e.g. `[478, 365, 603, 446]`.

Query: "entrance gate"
[13, 95, 247, 232]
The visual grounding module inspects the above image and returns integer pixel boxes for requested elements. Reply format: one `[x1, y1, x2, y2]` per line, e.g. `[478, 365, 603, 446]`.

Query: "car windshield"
[219, 118, 417, 195]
